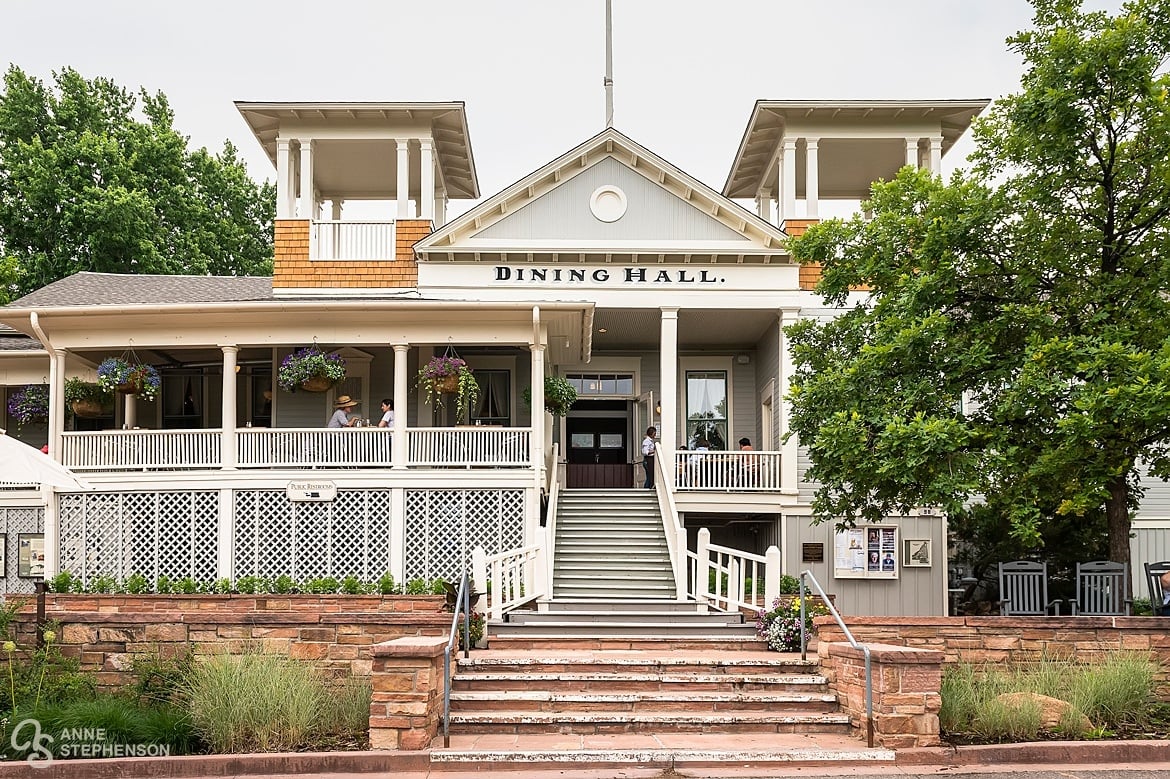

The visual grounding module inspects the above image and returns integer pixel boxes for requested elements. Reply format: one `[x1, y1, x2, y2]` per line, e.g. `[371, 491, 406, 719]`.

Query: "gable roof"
[5, 273, 276, 309]
[415, 127, 790, 264]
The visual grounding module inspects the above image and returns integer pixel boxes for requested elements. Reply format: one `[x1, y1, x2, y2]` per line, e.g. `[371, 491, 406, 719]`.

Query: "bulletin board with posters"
[833, 525, 898, 579]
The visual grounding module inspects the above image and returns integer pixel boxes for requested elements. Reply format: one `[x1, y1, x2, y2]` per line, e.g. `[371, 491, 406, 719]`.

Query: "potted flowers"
[64, 378, 114, 418]
[7, 384, 49, 427]
[278, 345, 347, 392]
[417, 354, 480, 423]
[523, 376, 578, 417]
[97, 358, 161, 401]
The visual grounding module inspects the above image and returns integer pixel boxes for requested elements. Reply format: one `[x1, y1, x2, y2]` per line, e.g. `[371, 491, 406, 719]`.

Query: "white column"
[276, 138, 293, 219]
[419, 138, 435, 221]
[392, 344, 409, 470]
[778, 307, 801, 494]
[49, 348, 65, 459]
[804, 138, 820, 219]
[756, 188, 773, 223]
[331, 198, 343, 221]
[123, 393, 136, 429]
[905, 137, 920, 169]
[659, 308, 679, 487]
[928, 136, 943, 174]
[434, 188, 447, 227]
[781, 137, 797, 221]
[220, 345, 238, 469]
[298, 139, 315, 219]
[396, 139, 410, 218]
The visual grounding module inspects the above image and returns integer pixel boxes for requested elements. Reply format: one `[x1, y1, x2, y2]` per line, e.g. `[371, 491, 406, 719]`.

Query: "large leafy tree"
[0, 66, 275, 302]
[787, 0, 1170, 569]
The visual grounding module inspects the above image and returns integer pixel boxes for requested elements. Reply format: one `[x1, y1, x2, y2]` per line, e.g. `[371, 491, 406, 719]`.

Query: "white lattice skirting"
[54, 488, 526, 586]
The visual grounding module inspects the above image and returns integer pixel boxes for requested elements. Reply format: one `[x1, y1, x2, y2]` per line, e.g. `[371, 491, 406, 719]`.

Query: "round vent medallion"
[589, 185, 627, 223]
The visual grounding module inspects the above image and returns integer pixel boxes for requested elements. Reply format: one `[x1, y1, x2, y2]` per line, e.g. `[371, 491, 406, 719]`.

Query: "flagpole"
[604, 0, 614, 127]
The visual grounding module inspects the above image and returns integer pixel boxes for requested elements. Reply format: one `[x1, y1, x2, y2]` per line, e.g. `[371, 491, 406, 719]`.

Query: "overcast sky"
[5, 0, 1123, 212]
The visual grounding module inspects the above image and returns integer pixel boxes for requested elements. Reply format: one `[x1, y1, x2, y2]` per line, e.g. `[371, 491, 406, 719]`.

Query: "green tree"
[0, 65, 274, 301]
[786, 0, 1170, 568]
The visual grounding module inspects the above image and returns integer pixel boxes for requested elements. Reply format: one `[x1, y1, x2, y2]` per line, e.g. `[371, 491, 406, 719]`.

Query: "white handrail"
[476, 544, 544, 621]
[236, 428, 392, 467]
[689, 529, 780, 612]
[651, 442, 686, 600]
[408, 427, 531, 468]
[543, 443, 561, 593]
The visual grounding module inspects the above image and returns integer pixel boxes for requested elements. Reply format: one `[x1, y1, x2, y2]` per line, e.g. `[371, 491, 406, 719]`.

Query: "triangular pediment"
[416, 128, 789, 263]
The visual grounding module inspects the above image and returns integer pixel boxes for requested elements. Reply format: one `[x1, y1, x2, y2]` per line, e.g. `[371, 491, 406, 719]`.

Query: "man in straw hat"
[328, 395, 362, 428]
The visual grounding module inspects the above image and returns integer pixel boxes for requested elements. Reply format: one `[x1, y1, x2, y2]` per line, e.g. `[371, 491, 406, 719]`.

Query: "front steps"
[553, 489, 675, 599]
[446, 648, 852, 737]
[488, 599, 762, 650]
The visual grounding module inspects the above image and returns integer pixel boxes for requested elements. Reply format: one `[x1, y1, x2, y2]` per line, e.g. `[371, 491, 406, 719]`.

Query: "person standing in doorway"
[642, 426, 657, 489]
[378, 398, 395, 428]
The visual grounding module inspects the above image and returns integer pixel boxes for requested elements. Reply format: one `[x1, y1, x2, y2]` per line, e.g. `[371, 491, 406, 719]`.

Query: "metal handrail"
[799, 569, 874, 748]
[442, 571, 471, 748]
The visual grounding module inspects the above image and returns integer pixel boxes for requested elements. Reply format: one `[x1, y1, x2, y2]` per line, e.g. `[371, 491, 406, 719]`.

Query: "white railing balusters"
[312, 220, 396, 260]
[673, 450, 782, 491]
[479, 544, 544, 621]
[62, 427, 535, 470]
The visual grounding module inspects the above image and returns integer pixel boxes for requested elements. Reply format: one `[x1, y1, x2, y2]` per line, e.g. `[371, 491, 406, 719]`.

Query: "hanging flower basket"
[64, 378, 113, 418]
[416, 350, 480, 424]
[522, 376, 579, 417]
[278, 345, 347, 393]
[70, 399, 106, 418]
[7, 384, 49, 427]
[300, 375, 335, 393]
[97, 358, 160, 402]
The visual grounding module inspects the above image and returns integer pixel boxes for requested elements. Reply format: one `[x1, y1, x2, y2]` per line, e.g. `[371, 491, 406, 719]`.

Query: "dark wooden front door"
[566, 413, 633, 488]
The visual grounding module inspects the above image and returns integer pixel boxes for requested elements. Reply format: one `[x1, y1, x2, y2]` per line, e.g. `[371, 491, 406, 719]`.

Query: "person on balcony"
[737, 437, 757, 487]
[378, 398, 395, 428]
[328, 396, 361, 428]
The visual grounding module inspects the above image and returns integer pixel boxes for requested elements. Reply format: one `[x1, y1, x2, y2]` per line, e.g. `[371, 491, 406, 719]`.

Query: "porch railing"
[472, 543, 545, 621]
[61, 427, 533, 471]
[62, 429, 221, 471]
[673, 449, 782, 491]
[311, 220, 396, 260]
[409, 427, 531, 468]
[236, 428, 393, 468]
[686, 527, 781, 613]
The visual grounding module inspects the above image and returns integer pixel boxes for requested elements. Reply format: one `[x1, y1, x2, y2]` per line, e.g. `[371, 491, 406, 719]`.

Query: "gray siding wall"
[731, 360, 757, 447]
[1131, 522, 1170, 602]
[476, 157, 747, 242]
[785, 514, 948, 617]
[756, 322, 781, 449]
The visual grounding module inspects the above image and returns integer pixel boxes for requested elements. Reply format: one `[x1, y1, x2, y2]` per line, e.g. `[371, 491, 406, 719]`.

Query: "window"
[566, 373, 634, 396]
[473, 370, 510, 426]
[685, 370, 728, 450]
[161, 371, 203, 429]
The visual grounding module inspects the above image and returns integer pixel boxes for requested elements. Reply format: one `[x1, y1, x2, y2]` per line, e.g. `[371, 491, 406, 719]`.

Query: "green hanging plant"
[523, 376, 578, 417]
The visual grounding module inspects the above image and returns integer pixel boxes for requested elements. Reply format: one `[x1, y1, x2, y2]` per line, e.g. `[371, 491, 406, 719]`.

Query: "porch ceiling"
[590, 308, 778, 351]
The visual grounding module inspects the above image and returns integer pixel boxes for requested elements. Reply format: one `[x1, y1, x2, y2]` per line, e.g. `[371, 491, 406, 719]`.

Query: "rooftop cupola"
[236, 102, 479, 293]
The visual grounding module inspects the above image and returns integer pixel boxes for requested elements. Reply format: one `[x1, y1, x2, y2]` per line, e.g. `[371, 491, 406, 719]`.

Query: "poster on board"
[834, 525, 898, 579]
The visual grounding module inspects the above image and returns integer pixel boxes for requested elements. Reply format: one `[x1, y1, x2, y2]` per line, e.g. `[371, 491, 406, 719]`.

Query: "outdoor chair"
[1145, 560, 1170, 616]
[1068, 560, 1130, 616]
[997, 560, 1061, 616]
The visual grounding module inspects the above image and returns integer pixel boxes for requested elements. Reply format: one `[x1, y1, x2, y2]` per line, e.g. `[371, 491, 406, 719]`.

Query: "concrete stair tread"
[505, 610, 742, 618]
[450, 691, 836, 703]
[459, 649, 801, 666]
[449, 711, 851, 724]
[453, 672, 827, 684]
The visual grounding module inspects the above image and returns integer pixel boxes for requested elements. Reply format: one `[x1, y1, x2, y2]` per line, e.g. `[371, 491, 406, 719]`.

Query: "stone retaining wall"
[815, 616, 1170, 694]
[11, 594, 449, 688]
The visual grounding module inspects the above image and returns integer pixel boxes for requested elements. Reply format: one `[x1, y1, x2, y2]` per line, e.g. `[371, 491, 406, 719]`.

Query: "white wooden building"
[0, 99, 1015, 615]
